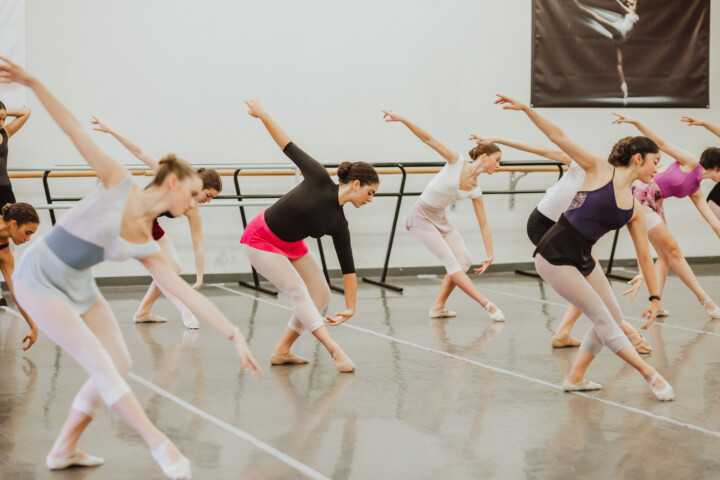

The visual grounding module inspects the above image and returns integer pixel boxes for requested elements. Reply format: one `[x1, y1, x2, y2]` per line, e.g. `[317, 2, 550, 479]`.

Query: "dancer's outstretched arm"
[626, 201, 661, 328]
[682, 116, 720, 139]
[471, 196, 494, 275]
[469, 134, 573, 166]
[689, 190, 720, 240]
[0, 250, 37, 350]
[140, 251, 262, 378]
[245, 99, 291, 150]
[185, 205, 204, 289]
[91, 116, 160, 171]
[612, 113, 698, 168]
[2, 107, 30, 138]
[494, 94, 605, 173]
[382, 110, 459, 164]
[0, 57, 127, 188]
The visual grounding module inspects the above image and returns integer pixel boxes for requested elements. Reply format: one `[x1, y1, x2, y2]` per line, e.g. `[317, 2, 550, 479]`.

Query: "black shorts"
[526, 207, 556, 247]
[534, 214, 596, 276]
[708, 182, 720, 206]
[0, 184, 16, 209]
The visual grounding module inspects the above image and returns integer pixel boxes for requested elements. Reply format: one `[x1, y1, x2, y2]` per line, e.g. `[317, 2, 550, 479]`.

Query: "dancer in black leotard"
[0, 202, 40, 350]
[242, 99, 379, 373]
[0, 100, 31, 206]
[496, 94, 673, 401]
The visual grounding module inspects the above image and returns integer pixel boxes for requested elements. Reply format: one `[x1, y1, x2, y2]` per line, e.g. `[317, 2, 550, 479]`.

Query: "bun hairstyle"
[337, 161, 379, 186]
[608, 136, 659, 167]
[2, 202, 39, 226]
[700, 147, 720, 171]
[197, 168, 222, 192]
[151, 154, 199, 187]
[469, 143, 501, 161]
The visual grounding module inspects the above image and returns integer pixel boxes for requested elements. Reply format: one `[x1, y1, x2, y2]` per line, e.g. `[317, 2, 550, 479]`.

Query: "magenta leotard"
[653, 161, 703, 199]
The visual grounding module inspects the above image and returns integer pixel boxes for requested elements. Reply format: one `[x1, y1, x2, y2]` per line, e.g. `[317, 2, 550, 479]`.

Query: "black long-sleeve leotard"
[264, 142, 355, 274]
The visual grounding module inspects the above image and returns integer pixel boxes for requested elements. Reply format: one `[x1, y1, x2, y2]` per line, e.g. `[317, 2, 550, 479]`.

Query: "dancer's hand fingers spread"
[622, 275, 643, 300]
[641, 303, 658, 329]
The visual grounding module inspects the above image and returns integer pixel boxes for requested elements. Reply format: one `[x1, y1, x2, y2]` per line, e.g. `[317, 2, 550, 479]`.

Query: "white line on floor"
[213, 284, 294, 311]
[128, 372, 331, 480]
[214, 284, 720, 440]
[1, 306, 24, 319]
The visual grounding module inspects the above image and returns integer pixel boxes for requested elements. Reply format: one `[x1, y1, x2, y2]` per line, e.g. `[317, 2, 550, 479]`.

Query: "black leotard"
[264, 142, 355, 274]
[0, 129, 9, 186]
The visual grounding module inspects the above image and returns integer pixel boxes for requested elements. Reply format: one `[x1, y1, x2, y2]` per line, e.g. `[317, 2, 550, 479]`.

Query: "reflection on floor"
[2, 267, 720, 479]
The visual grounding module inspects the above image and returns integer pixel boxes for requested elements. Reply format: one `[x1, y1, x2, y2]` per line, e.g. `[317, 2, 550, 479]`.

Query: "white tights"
[14, 279, 132, 417]
[242, 245, 330, 334]
[535, 255, 632, 355]
[409, 227, 472, 275]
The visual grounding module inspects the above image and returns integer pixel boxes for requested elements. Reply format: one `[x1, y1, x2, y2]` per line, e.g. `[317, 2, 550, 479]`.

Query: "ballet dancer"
[0, 57, 260, 479]
[574, 0, 639, 103]
[681, 116, 720, 218]
[0, 202, 40, 350]
[495, 94, 673, 401]
[612, 114, 720, 318]
[0, 100, 31, 206]
[242, 99, 379, 373]
[90, 116, 223, 329]
[470, 134, 651, 352]
[382, 110, 504, 321]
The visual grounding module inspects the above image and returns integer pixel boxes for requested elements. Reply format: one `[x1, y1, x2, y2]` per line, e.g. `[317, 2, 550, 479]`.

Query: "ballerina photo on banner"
[530, 0, 709, 108]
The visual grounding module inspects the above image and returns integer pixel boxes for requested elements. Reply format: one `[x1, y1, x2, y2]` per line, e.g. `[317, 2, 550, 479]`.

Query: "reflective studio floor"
[3, 267, 720, 480]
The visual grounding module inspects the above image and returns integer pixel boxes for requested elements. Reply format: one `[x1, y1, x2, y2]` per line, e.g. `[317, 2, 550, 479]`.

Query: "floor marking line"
[0, 306, 25, 319]
[216, 283, 720, 439]
[478, 285, 720, 338]
[128, 372, 331, 480]
[212, 284, 294, 311]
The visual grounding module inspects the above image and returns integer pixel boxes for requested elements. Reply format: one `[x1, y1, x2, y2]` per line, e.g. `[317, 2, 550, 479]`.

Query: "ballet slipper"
[270, 353, 310, 365]
[332, 349, 355, 373]
[701, 299, 720, 319]
[551, 336, 582, 348]
[627, 331, 652, 354]
[429, 308, 457, 318]
[180, 308, 200, 329]
[562, 378, 602, 392]
[647, 372, 674, 401]
[133, 313, 168, 323]
[484, 302, 505, 322]
[151, 440, 192, 480]
[46, 450, 105, 470]
[656, 308, 670, 317]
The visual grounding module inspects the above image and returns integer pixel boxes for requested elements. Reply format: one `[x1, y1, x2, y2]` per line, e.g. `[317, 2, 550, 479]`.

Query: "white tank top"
[536, 161, 586, 222]
[420, 156, 483, 209]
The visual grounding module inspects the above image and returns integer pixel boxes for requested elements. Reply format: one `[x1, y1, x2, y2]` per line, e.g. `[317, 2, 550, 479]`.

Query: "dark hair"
[151, 154, 199, 186]
[2, 203, 39, 226]
[337, 162, 379, 186]
[608, 136, 659, 167]
[197, 168, 222, 192]
[469, 143, 501, 161]
[0, 100, 5, 111]
[700, 147, 720, 171]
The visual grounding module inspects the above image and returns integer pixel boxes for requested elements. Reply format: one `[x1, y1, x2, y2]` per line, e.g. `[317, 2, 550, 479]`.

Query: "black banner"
[531, 0, 710, 108]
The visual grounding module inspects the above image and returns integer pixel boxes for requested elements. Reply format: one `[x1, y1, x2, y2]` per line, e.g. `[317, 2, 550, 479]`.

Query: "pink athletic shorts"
[240, 210, 309, 259]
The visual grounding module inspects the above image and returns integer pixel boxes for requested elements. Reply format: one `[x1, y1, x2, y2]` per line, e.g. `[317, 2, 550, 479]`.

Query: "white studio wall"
[6, 0, 720, 279]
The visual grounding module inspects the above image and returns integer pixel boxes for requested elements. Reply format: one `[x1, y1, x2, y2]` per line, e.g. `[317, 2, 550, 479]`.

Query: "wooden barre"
[8, 165, 566, 179]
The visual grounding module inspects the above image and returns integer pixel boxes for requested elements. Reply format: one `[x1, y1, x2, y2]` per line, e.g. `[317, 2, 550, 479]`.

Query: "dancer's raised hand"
[0, 56, 35, 86]
[245, 99, 268, 119]
[468, 134, 498, 146]
[681, 116, 704, 127]
[91, 116, 113, 133]
[611, 112, 639, 125]
[494, 94, 526, 111]
[382, 110, 404, 122]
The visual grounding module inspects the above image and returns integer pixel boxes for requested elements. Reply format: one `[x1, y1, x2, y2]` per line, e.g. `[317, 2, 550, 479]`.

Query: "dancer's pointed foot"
[270, 352, 310, 365]
[627, 331, 652, 354]
[429, 308, 457, 318]
[484, 301, 505, 322]
[701, 298, 720, 318]
[181, 308, 200, 329]
[134, 313, 168, 323]
[151, 440, 192, 479]
[563, 378, 602, 392]
[332, 349, 355, 373]
[647, 372, 674, 401]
